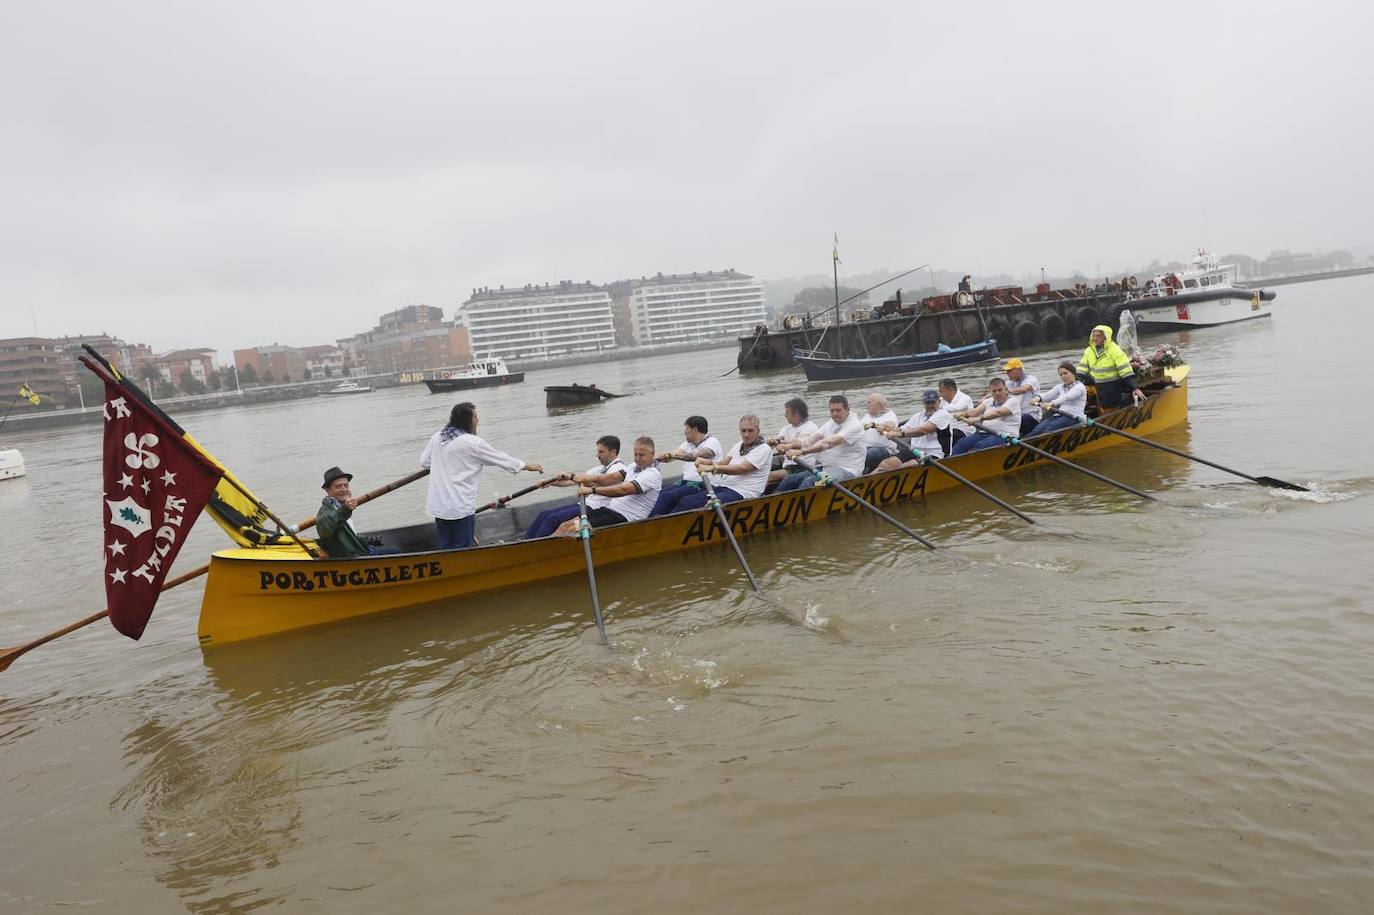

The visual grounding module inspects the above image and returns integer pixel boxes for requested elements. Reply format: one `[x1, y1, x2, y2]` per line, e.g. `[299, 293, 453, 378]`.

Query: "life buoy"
[1040, 311, 1067, 342]
[953, 290, 974, 308]
[1012, 319, 1042, 348]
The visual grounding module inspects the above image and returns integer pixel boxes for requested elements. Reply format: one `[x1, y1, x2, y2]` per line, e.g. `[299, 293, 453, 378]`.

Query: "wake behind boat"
[794, 339, 1000, 382]
[1132, 250, 1276, 332]
[422, 358, 525, 393]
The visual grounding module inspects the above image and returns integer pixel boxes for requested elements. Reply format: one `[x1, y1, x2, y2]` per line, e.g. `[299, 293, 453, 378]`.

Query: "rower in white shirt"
[650, 415, 722, 516]
[1002, 358, 1042, 436]
[768, 397, 819, 486]
[950, 377, 1021, 455]
[557, 436, 664, 532]
[859, 392, 900, 473]
[420, 401, 544, 550]
[875, 389, 954, 471]
[938, 377, 975, 451]
[776, 394, 867, 490]
[523, 434, 627, 539]
[671, 414, 774, 509]
[1027, 362, 1089, 437]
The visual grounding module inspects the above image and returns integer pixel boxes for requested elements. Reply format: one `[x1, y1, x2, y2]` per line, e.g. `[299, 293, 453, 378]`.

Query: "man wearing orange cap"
[1003, 358, 1041, 437]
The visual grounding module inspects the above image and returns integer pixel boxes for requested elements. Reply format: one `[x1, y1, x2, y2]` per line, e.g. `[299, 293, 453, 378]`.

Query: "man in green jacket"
[1075, 324, 1145, 409]
[316, 467, 401, 557]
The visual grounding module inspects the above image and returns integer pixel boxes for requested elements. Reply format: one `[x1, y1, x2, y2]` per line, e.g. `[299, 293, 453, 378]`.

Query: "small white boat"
[0, 448, 26, 481]
[1131, 250, 1276, 331]
[322, 381, 373, 396]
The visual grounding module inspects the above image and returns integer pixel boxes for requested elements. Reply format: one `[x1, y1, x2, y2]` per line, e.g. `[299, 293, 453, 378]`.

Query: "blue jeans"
[674, 487, 744, 512]
[1027, 413, 1079, 438]
[525, 502, 581, 539]
[775, 465, 859, 491]
[650, 480, 703, 516]
[864, 445, 897, 473]
[1019, 414, 1041, 437]
[951, 431, 1003, 455]
[367, 544, 403, 555]
[435, 515, 475, 550]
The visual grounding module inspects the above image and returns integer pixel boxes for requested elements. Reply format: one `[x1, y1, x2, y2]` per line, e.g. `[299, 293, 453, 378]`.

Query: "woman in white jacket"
[1026, 363, 1088, 437]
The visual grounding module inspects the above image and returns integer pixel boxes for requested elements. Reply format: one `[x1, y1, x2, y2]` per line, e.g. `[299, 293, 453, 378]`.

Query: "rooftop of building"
[606, 269, 754, 292]
[156, 348, 216, 361]
[463, 280, 606, 304]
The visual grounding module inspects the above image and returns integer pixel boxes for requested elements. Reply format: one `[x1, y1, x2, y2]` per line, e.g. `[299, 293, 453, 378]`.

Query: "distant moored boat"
[793, 339, 1000, 382]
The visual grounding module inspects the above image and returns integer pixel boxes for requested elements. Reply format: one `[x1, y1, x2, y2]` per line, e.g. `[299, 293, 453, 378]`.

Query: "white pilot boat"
[1131, 249, 1276, 332]
[322, 381, 373, 396]
[0, 448, 26, 481]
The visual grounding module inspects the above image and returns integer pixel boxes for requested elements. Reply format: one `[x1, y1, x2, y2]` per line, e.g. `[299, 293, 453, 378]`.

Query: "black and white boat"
[422, 359, 525, 393]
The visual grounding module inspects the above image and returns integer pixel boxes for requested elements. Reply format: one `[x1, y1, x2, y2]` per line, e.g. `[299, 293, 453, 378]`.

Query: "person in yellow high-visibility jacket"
[1075, 324, 1145, 409]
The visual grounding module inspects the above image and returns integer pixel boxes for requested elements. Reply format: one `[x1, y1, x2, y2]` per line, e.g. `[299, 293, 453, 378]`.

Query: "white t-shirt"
[900, 407, 952, 455]
[708, 441, 774, 500]
[608, 461, 663, 523]
[677, 435, 722, 483]
[777, 419, 818, 468]
[941, 390, 975, 435]
[810, 414, 866, 477]
[420, 429, 525, 520]
[1009, 373, 1042, 421]
[584, 458, 627, 510]
[975, 395, 1022, 437]
[1041, 380, 1088, 418]
[859, 410, 899, 450]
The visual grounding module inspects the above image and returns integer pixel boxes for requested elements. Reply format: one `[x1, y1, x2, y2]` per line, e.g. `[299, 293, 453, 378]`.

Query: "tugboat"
[1131, 250, 1276, 332]
[422, 358, 525, 393]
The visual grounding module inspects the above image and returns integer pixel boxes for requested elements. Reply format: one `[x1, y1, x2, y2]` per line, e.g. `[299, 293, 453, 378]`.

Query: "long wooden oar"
[794, 458, 947, 554]
[0, 468, 435, 674]
[969, 421, 1154, 501]
[1042, 404, 1309, 492]
[903, 446, 1037, 524]
[575, 495, 608, 642]
[703, 472, 769, 596]
[474, 476, 559, 513]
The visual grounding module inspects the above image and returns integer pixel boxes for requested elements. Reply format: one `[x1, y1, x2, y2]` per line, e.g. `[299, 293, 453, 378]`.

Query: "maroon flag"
[101, 379, 223, 639]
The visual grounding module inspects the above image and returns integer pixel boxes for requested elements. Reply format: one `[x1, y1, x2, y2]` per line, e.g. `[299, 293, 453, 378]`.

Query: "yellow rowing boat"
[198, 366, 1189, 646]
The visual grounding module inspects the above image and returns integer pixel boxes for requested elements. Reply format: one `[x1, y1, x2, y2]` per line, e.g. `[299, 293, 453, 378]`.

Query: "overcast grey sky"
[2, 0, 1369, 355]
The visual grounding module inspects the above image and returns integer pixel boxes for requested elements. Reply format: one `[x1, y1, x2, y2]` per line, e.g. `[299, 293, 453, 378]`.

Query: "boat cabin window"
[1185, 278, 1199, 288]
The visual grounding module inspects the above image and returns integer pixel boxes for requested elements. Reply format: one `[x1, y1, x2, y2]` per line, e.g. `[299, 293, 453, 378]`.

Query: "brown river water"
[2, 275, 1372, 913]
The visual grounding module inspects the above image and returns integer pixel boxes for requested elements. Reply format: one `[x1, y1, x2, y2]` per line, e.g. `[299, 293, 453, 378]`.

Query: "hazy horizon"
[3, 1, 1370, 357]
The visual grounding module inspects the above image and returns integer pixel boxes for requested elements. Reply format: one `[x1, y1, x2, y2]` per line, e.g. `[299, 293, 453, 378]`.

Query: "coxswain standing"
[420, 401, 544, 550]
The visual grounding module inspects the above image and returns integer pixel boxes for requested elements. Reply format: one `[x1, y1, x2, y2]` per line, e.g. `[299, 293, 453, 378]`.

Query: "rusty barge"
[736, 283, 1136, 374]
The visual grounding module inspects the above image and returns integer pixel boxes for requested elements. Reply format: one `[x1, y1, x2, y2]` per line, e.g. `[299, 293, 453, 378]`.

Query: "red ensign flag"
[101, 381, 223, 639]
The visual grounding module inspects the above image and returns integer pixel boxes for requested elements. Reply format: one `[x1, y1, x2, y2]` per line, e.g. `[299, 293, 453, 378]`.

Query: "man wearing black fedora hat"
[316, 466, 401, 557]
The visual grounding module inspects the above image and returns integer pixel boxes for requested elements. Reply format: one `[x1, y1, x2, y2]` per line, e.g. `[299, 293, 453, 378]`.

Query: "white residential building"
[614, 269, 765, 346]
[454, 281, 616, 361]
